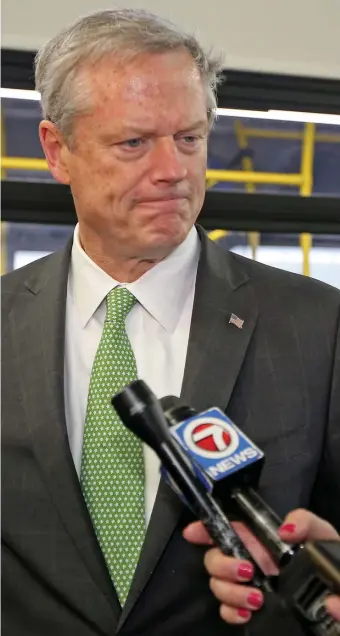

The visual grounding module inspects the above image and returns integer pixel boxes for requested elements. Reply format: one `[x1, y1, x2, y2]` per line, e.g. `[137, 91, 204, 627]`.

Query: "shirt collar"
[69, 224, 200, 333]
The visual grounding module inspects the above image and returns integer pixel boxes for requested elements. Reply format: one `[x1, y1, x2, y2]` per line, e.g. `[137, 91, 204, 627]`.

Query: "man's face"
[54, 50, 209, 260]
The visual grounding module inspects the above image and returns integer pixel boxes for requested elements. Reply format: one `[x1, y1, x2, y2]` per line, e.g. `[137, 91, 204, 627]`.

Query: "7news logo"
[184, 417, 239, 458]
[171, 409, 263, 481]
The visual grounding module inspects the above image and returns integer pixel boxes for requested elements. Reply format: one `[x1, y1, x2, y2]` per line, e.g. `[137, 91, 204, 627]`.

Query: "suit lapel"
[9, 244, 121, 633]
[181, 227, 259, 412]
[117, 227, 259, 629]
[117, 479, 185, 628]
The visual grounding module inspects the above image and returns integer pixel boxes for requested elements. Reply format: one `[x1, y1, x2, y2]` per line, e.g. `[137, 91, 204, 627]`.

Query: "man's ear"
[39, 120, 71, 184]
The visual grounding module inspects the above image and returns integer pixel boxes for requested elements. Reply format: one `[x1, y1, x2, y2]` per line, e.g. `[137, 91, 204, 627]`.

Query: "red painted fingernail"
[247, 592, 263, 609]
[280, 523, 296, 534]
[237, 563, 254, 580]
[238, 608, 251, 619]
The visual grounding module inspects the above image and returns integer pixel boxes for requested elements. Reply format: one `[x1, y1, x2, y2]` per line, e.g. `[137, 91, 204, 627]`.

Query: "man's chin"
[142, 224, 189, 259]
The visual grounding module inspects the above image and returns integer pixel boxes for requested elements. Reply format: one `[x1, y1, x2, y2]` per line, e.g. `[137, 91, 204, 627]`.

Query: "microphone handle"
[232, 487, 297, 566]
[200, 496, 271, 590]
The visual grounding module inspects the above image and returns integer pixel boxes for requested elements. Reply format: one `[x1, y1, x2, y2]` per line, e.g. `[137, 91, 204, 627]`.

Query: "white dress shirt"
[64, 225, 200, 525]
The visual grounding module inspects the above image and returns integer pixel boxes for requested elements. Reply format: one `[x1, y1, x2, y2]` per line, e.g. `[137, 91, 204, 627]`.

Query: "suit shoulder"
[2, 252, 53, 292]
[1, 246, 70, 294]
[229, 251, 340, 308]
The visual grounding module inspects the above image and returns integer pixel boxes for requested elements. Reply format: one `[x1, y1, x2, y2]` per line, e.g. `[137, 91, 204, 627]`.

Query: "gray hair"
[34, 9, 224, 139]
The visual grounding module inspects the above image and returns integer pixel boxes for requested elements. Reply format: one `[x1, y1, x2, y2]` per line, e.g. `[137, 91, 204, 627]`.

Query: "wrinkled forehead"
[80, 50, 208, 130]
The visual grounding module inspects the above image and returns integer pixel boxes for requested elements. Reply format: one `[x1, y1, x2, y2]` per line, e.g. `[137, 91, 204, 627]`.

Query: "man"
[2, 8, 340, 636]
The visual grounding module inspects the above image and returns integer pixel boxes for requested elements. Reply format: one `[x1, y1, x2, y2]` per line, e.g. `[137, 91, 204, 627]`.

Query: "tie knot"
[106, 287, 136, 325]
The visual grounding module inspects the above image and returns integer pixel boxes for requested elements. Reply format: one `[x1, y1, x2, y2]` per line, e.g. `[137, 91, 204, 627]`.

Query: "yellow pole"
[206, 169, 303, 186]
[300, 233, 312, 277]
[1, 156, 50, 172]
[1, 111, 7, 180]
[1, 111, 7, 274]
[0, 223, 7, 275]
[299, 123, 316, 276]
[245, 127, 340, 144]
[234, 120, 255, 193]
[234, 119, 259, 260]
[208, 229, 228, 241]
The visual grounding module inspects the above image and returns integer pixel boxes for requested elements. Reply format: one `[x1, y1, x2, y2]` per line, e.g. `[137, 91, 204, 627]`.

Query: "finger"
[183, 521, 214, 545]
[325, 595, 340, 621]
[204, 548, 254, 582]
[184, 519, 279, 575]
[278, 509, 339, 543]
[232, 521, 279, 576]
[219, 604, 252, 625]
[210, 578, 264, 611]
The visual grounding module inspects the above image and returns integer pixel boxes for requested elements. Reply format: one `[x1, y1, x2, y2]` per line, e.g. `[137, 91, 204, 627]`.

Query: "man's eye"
[182, 135, 199, 143]
[121, 138, 144, 148]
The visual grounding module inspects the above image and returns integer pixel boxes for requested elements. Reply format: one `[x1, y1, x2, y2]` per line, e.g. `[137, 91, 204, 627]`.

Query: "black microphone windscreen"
[159, 395, 181, 412]
[160, 396, 198, 428]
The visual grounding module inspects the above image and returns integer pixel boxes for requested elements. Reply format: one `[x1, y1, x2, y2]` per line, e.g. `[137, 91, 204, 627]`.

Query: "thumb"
[325, 596, 340, 622]
[183, 521, 214, 545]
[278, 509, 339, 544]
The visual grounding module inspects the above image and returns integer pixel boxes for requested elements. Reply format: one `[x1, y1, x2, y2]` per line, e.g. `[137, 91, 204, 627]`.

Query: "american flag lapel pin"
[229, 313, 244, 329]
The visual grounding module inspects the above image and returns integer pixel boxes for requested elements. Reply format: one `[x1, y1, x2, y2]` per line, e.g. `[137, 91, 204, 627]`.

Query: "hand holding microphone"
[184, 511, 340, 626]
[161, 394, 340, 634]
[184, 519, 277, 624]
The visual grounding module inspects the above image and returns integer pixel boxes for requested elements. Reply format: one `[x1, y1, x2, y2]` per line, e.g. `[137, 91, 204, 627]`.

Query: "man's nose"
[149, 137, 188, 184]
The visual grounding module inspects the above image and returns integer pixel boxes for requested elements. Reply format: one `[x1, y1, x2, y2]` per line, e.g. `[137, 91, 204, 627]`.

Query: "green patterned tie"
[80, 287, 145, 605]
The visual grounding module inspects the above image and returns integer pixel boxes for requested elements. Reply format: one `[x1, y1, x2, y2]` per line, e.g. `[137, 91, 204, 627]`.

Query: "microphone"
[112, 380, 268, 589]
[160, 396, 294, 566]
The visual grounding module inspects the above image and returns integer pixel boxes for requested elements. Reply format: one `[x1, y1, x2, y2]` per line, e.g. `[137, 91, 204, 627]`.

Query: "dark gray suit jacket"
[2, 227, 340, 636]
